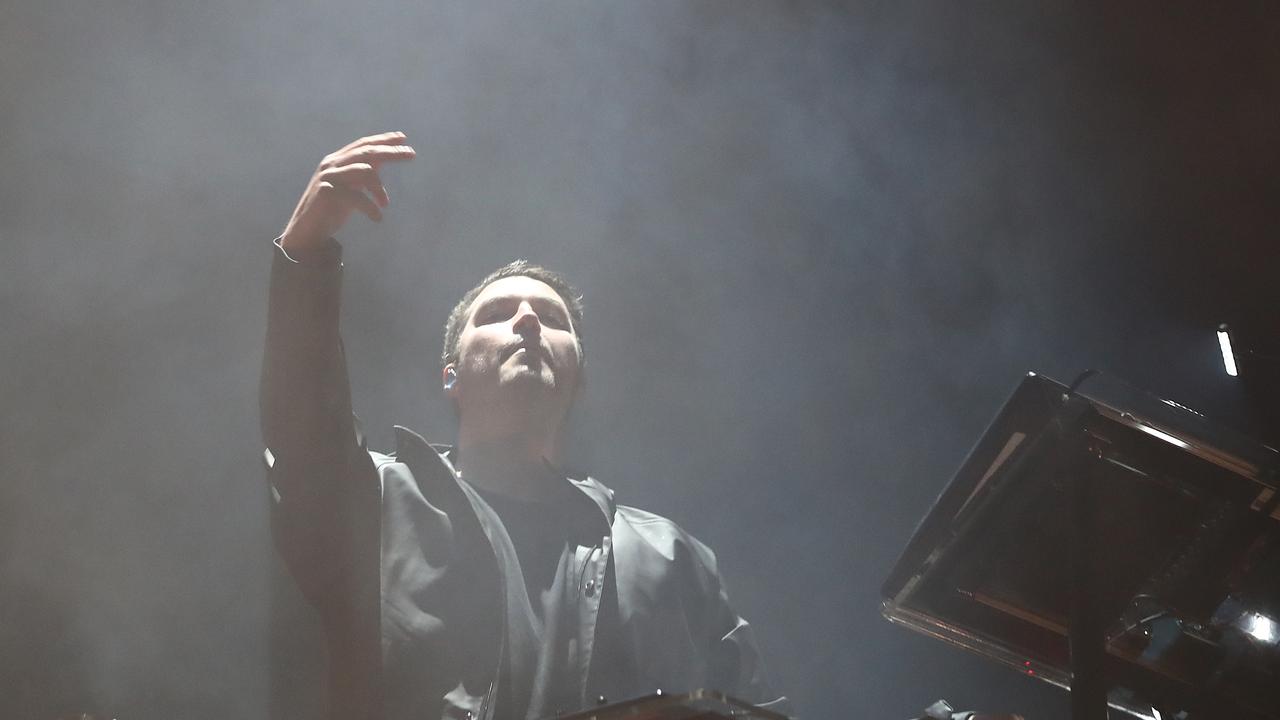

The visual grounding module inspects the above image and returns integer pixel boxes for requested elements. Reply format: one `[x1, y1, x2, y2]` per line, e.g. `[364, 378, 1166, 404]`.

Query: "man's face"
[448, 275, 582, 415]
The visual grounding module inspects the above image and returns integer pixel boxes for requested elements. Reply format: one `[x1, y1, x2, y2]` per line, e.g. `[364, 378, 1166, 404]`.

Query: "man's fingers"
[316, 178, 382, 222]
[349, 144, 417, 165]
[319, 163, 389, 207]
[337, 131, 409, 155]
[322, 144, 416, 171]
[302, 135, 410, 230]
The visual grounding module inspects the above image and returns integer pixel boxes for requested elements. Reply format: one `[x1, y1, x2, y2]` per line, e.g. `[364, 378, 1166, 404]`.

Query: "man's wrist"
[274, 235, 342, 265]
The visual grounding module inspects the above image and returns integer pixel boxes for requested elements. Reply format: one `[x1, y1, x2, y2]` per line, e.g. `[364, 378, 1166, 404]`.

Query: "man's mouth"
[502, 341, 544, 363]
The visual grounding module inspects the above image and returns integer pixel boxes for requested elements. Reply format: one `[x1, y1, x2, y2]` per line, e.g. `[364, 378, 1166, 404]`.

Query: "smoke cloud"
[2, 2, 1277, 719]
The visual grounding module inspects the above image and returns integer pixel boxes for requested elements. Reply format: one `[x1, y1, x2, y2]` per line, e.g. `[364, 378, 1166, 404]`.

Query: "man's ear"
[442, 364, 459, 399]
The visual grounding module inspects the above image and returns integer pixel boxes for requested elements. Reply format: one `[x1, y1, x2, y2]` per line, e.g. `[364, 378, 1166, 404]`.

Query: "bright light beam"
[1239, 612, 1278, 644]
[1135, 423, 1191, 449]
[1218, 326, 1239, 377]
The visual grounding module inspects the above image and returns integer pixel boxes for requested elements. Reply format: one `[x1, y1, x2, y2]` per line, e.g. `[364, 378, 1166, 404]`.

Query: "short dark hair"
[441, 260, 585, 369]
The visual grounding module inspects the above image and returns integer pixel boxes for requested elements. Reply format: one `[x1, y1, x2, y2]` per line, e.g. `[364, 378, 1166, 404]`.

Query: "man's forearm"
[260, 237, 381, 606]
[260, 237, 357, 481]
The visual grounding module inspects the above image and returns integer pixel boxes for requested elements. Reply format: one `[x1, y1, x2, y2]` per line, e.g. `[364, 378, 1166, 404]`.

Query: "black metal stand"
[883, 370, 1280, 720]
[1057, 395, 1110, 720]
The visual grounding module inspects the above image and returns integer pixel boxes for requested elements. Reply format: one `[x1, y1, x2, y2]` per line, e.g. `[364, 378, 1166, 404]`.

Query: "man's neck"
[455, 427, 563, 502]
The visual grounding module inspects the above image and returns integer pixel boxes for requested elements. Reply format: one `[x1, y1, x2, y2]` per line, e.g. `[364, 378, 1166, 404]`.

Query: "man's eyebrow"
[534, 297, 570, 316]
[472, 295, 509, 310]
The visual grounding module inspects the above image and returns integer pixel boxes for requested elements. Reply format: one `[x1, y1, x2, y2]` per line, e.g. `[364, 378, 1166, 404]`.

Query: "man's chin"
[498, 368, 560, 394]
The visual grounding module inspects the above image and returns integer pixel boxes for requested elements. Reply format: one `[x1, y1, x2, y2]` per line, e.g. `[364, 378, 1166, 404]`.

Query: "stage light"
[1134, 423, 1190, 450]
[1218, 324, 1238, 377]
[1237, 611, 1278, 645]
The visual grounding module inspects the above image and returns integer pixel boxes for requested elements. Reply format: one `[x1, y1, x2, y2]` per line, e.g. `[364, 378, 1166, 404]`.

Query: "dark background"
[2, 2, 1277, 719]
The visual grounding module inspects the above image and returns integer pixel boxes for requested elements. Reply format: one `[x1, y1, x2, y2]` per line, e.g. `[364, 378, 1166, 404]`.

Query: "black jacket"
[261, 241, 787, 720]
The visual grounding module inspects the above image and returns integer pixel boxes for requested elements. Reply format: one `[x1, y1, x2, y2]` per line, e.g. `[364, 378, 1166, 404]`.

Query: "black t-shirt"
[477, 489, 571, 630]
[476, 488, 584, 718]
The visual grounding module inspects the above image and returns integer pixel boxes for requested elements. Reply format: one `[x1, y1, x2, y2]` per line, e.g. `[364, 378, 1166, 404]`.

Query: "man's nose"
[512, 302, 541, 336]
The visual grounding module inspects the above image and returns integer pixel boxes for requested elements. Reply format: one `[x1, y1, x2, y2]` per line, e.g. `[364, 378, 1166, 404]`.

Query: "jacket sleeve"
[259, 238, 383, 719]
[696, 541, 792, 717]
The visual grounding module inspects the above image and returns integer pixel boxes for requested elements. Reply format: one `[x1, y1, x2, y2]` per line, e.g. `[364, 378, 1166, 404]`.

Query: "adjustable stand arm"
[1055, 395, 1110, 720]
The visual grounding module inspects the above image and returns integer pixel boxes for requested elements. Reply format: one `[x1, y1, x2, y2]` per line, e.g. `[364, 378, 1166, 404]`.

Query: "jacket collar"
[391, 425, 617, 531]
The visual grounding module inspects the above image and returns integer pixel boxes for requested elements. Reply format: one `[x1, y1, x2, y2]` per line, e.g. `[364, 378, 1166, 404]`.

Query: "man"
[261, 132, 787, 720]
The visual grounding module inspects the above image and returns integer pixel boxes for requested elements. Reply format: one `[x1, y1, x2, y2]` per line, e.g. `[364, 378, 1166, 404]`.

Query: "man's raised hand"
[279, 132, 417, 253]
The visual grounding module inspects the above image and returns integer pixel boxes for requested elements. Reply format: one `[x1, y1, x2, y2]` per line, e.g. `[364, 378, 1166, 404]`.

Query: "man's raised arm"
[259, 132, 416, 599]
